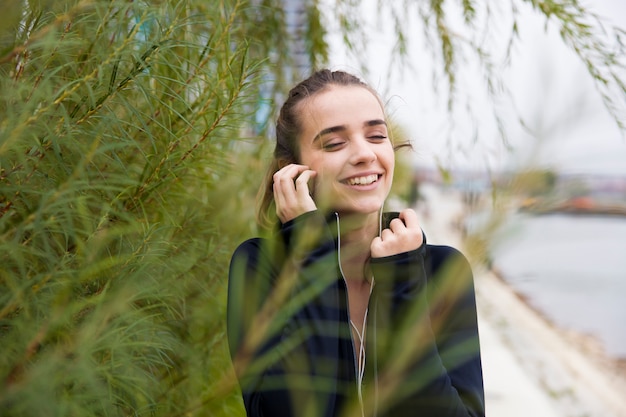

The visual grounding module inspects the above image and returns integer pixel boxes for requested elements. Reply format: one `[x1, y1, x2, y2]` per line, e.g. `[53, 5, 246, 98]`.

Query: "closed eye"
[322, 140, 346, 150]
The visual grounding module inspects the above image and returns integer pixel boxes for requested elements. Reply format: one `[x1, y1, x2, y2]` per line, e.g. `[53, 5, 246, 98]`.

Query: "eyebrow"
[313, 119, 387, 142]
[366, 119, 387, 128]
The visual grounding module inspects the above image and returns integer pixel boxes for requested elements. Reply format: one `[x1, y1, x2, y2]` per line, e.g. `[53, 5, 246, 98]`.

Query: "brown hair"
[256, 69, 402, 229]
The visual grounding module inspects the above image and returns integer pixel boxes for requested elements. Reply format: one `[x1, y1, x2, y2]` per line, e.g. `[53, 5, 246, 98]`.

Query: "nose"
[349, 137, 377, 165]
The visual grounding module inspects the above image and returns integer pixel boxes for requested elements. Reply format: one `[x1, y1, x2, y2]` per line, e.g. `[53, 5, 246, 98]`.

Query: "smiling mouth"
[345, 174, 380, 186]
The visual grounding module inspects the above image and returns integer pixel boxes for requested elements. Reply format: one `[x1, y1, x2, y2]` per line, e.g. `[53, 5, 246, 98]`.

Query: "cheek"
[300, 152, 344, 196]
[298, 148, 317, 169]
[388, 160, 395, 178]
[300, 152, 326, 179]
[311, 167, 330, 197]
[299, 155, 324, 196]
[309, 165, 339, 202]
[384, 149, 395, 175]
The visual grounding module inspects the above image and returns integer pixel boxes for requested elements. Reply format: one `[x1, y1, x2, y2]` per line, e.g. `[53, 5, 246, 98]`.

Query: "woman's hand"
[273, 164, 318, 223]
[370, 209, 423, 258]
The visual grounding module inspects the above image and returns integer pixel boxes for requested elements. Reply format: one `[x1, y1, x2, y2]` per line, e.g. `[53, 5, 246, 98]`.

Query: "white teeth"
[347, 174, 378, 185]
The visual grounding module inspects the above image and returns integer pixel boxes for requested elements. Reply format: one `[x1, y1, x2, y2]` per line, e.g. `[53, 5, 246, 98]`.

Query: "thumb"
[370, 236, 384, 258]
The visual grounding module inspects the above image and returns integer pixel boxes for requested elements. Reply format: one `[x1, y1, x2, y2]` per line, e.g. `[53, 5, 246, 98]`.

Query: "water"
[488, 213, 626, 359]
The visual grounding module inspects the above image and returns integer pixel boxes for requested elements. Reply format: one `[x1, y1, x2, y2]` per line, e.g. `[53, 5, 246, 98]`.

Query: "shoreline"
[475, 266, 626, 417]
[489, 268, 626, 374]
[489, 266, 626, 379]
[414, 184, 626, 416]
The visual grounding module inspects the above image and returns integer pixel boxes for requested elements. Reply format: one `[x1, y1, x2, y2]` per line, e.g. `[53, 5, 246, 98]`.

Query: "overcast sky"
[324, 0, 626, 177]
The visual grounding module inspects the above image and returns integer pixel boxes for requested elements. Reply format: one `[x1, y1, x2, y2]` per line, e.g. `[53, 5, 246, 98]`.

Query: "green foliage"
[388, 123, 417, 205]
[306, 0, 330, 70]
[346, 0, 626, 140]
[510, 168, 558, 196]
[0, 0, 300, 415]
[524, 0, 626, 129]
[1, 0, 624, 415]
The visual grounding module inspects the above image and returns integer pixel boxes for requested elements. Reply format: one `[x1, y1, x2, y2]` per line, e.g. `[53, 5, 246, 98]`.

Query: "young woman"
[227, 69, 484, 417]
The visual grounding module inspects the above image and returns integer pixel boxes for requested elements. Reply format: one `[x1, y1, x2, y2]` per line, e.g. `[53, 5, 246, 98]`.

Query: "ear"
[276, 158, 291, 170]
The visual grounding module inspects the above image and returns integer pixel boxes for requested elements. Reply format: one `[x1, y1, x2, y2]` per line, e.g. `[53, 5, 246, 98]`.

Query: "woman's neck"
[337, 211, 380, 285]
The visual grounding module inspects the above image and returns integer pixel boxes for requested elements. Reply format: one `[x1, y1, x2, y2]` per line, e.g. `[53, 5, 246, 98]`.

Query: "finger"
[389, 217, 406, 233]
[399, 209, 424, 248]
[272, 181, 288, 217]
[370, 236, 383, 257]
[295, 169, 316, 198]
[380, 228, 394, 241]
[273, 164, 309, 185]
[399, 208, 420, 230]
[273, 165, 318, 223]
[273, 164, 308, 200]
[273, 172, 297, 216]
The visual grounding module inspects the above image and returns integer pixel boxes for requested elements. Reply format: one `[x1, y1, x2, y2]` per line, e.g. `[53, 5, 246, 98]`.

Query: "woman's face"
[297, 85, 395, 216]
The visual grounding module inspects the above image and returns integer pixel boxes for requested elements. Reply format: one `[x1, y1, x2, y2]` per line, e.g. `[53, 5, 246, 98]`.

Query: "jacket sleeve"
[226, 211, 348, 417]
[370, 243, 485, 417]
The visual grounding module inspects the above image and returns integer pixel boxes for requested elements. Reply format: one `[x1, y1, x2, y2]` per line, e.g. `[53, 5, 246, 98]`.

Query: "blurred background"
[323, 1, 626, 415]
[1, 0, 624, 416]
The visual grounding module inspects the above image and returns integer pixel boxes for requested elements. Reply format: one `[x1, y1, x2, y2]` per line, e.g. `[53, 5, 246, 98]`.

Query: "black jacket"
[227, 211, 484, 417]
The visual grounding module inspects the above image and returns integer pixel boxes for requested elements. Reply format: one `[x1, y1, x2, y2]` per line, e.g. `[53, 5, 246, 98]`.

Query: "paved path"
[478, 312, 560, 417]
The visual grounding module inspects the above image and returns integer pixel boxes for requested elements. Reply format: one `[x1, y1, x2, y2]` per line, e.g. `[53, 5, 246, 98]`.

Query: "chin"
[336, 201, 385, 216]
